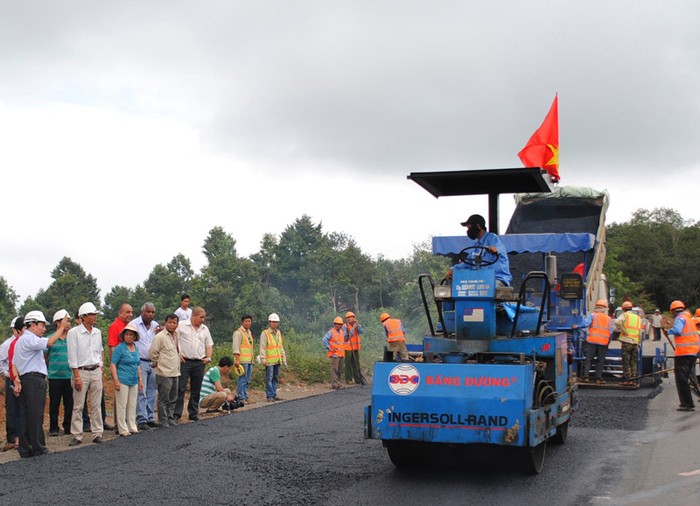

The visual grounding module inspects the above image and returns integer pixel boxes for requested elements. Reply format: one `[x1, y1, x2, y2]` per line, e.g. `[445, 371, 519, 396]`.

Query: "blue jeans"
[265, 364, 280, 399]
[136, 360, 156, 424]
[236, 363, 253, 400]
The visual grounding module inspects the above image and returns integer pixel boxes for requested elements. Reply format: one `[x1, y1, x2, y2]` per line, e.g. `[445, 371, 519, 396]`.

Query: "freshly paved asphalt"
[1, 380, 694, 506]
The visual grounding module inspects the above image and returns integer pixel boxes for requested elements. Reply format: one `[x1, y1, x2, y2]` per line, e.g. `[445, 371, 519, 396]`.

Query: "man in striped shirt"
[199, 357, 235, 413]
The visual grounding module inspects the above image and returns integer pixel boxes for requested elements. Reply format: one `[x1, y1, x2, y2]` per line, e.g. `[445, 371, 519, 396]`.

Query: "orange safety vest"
[383, 318, 405, 343]
[326, 327, 346, 358]
[621, 312, 643, 344]
[587, 312, 612, 346]
[238, 327, 254, 364]
[264, 329, 283, 365]
[343, 323, 361, 351]
[692, 316, 700, 332]
[675, 312, 700, 357]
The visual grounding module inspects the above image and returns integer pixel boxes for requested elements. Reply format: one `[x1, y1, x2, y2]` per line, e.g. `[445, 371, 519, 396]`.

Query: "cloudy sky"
[1, 1, 698, 303]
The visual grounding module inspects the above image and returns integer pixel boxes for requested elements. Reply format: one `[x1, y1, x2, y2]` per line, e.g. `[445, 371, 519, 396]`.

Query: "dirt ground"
[0, 376, 338, 465]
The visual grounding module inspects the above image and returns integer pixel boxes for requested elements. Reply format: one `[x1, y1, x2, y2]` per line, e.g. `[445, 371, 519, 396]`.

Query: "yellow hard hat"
[333, 317, 343, 325]
[621, 301, 633, 310]
[670, 300, 685, 312]
[380, 312, 391, 322]
[235, 364, 245, 376]
[595, 299, 608, 308]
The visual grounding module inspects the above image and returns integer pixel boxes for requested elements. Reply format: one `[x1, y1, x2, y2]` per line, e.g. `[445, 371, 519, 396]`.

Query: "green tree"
[607, 208, 700, 310]
[271, 215, 325, 317]
[192, 227, 260, 342]
[21, 257, 101, 319]
[0, 276, 18, 328]
[102, 285, 135, 322]
[142, 254, 194, 314]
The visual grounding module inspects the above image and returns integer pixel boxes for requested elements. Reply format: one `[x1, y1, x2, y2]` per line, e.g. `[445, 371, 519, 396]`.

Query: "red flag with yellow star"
[518, 95, 559, 182]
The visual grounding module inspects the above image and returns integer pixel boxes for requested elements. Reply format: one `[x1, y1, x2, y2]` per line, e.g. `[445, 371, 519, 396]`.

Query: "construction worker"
[578, 299, 612, 384]
[322, 317, 346, 390]
[259, 313, 286, 402]
[342, 311, 367, 385]
[651, 309, 663, 341]
[380, 312, 409, 362]
[614, 301, 643, 386]
[692, 308, 700, 332]
[667, 300, 699, 412]
[232, 314, 255, 403]
[445, 214, 512, 287]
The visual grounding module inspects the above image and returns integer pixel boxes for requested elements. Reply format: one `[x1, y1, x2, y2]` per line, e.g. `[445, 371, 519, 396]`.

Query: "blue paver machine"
[364, 168, 577, 473]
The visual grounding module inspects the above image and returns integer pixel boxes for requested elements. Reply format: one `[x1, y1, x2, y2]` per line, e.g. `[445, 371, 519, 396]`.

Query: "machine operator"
[445, 214, 512, 287]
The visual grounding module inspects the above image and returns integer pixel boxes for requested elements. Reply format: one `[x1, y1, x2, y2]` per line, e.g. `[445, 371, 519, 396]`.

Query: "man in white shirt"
[174, 307, 213, 421]
[174, 293, 192, 322]
[67, 302, 105, 445]
[12, 311, 62, 457]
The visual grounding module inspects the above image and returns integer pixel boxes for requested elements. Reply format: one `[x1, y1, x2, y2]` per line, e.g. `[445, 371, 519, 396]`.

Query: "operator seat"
[495, 286, 518, 301]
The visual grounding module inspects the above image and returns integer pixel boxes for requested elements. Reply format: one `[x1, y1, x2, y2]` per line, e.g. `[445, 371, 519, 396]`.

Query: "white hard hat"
[10, 316, 19, 328]
[24, 310, 49, 324]
[53, 309, 70, 322]
[78, 302, 99, 317]
[268, 313, 280, 322]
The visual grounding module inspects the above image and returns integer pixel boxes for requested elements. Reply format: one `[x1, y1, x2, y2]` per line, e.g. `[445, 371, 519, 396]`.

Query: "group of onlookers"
[0, 293, 292, 458]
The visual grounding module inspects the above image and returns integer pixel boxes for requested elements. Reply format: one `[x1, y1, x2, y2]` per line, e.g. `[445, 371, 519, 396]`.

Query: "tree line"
[605, 207, 700, 312]
[0, 215, 448, 346]
[2, 207, 697, 349]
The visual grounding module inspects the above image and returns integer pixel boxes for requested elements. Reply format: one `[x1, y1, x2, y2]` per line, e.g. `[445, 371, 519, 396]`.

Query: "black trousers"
[175, 360, 205, 420]
[18, 373, 48, 457]
[582, 342, 607, 380]
[5, 377, 20, 442]
[675, 355, 698, 408]
[48, 378, 73, 433]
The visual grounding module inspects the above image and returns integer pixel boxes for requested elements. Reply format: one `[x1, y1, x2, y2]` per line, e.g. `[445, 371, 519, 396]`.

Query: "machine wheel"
[524, 442, 547, 474]
[385, 441, 412, 467]
[551, 421, 569, 445]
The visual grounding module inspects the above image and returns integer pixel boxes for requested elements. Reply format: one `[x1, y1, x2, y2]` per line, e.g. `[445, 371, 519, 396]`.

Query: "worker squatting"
[387, 411, 509, 427]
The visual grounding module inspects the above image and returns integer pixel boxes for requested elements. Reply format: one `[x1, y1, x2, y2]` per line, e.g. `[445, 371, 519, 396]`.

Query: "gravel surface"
[0, 386, 656, 505]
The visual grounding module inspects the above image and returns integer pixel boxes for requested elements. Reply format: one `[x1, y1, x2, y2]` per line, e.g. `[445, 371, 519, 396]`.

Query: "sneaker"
[137, 422, 150, 431]
[147, 421, 161, 428]
[92, 436, 105, 444]
[48, 428, 60, 437]
[267, 397, 274, 402]
[68, 438, 82, 447]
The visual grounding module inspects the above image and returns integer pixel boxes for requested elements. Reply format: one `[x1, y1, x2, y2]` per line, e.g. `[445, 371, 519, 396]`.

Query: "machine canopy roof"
[432, 233, 595, 256]
[407, 168, 553, 198]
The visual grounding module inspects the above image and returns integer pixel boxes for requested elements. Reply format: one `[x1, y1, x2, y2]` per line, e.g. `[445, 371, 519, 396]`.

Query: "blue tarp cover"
[432, 233, 595, 255]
